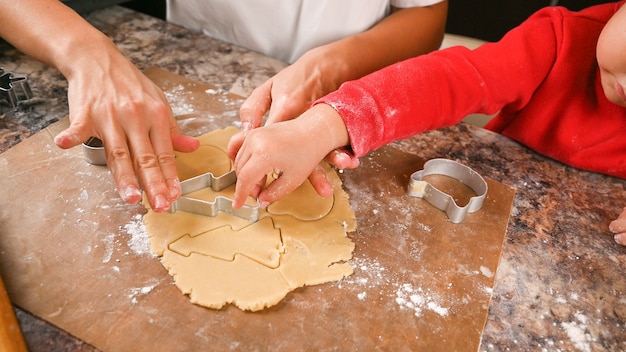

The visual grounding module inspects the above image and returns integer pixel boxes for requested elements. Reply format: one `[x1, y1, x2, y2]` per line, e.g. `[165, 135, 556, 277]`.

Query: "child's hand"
[610, 207, 626, 246]
[227, 104, 349, 208]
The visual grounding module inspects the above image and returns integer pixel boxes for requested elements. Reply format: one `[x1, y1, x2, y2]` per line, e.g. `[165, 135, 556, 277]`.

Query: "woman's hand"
[0, 0, 200, 212]
[54, 46, 199, 211]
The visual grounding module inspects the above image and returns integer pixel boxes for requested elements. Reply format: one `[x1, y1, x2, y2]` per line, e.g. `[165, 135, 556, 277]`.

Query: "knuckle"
[108, 147, 131, 162]
[121, 99, 170, 122]
[157, 152, 177, 167]
[134, 153, 159, 170]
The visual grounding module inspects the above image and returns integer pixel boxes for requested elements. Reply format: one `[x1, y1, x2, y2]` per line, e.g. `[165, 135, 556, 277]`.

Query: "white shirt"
[167, 0, 444, 63]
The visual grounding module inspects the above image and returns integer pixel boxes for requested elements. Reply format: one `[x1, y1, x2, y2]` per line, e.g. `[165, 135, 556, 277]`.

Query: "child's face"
[597, 4, 626, 107]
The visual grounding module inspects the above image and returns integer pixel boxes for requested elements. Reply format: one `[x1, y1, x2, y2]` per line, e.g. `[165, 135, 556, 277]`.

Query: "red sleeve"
[314, 6, 565, 158]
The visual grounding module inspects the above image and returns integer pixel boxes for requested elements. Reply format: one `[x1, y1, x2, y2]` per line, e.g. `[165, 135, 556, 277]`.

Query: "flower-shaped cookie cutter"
[169, 170, 260, 222]
[407, 158, 488, 223]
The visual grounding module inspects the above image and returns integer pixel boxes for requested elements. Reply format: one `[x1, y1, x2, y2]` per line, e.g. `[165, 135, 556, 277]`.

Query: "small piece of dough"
[143, 127, 356, 311]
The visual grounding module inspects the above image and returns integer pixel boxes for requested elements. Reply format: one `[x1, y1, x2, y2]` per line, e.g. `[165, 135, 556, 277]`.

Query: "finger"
[151, 121, 182, 202]
[240, 81, 273, 130]
[249, 175, 267, 200]
[257, 173, 303, 208]
[226, 131, 246, 161]
[231, 140, 263, 209]
[171, 133, 200, 153]
[232, 160, 269, 209]
[102, 128, 143, 205]
[609, 207, 626, 233]
[614, 232, 626, 246]
[54, 119, 94, 149]
[325, 148, 360, 169]
[130, 144, 170, 212]
[308, 164, 333, 197]
[610, 219, 626, 233]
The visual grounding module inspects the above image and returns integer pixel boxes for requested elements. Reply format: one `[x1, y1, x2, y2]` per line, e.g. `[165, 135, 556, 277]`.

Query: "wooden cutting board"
[0, 68, 514, 351]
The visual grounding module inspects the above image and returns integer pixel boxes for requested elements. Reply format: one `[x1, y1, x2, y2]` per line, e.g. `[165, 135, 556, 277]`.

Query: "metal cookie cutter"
[407, 158, 488, 223]
[0, 67, 33, 115]
[169, 170, 260, 222]
[82, 137, 107, 165]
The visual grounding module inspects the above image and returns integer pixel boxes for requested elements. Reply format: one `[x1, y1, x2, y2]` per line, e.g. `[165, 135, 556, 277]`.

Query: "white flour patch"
[427, 301, 449, 317]
[396, 283, 449, 317]
[338, 256, 391, 289]
[339, 256, 451, 318]
[102, 233, 115, 263]
[480, 265, 494, 278]
[121, 214, 154, 257]
[561, 312, 592, 352]
[128, 283, 157, 305]
[164, 84, 195, 115]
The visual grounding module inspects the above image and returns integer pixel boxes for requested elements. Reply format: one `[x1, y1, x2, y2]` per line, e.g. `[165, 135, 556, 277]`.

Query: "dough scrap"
[143, 127, 356, 311]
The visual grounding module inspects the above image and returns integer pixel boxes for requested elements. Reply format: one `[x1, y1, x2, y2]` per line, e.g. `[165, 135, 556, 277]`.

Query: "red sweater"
[316, 2, 626, 179]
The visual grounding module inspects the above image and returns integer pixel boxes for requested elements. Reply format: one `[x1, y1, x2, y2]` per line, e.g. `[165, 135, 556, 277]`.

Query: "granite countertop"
[0, 6, 624, 352]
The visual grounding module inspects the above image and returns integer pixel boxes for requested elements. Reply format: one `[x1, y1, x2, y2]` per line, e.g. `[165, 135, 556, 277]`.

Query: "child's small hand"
[609, 207, 626, 245]
[227, 104, 349, 208]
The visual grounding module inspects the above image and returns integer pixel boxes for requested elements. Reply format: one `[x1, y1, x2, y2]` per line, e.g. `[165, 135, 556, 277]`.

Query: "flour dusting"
[102, 233, 115, 263]
[164, 84, 195, 115]
[128, 283, 157, 305]
[121, 214, 154, 257]
[561, 312, 592, 352]
[339, 256, 451, 317]
[396, 283, 449, 317]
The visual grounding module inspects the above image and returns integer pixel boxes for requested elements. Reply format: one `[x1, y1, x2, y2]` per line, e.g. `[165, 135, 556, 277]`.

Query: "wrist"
[305, 103, 350, 151]
[300, 44, 352, 93]
[55, 30, 117, 80]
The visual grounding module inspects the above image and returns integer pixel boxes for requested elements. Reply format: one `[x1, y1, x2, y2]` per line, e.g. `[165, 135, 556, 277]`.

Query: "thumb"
[257, 173, 304, 208]
[240, 81, 272, 131]
[308, 164, 333, 197]
[54, 121, 93, 149]
[226, 131, 246, 161]
[171, 134, 200, 153]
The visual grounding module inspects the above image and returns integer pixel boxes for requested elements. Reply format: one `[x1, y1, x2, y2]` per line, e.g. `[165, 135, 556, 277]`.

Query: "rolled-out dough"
[143, 127, 356, 311]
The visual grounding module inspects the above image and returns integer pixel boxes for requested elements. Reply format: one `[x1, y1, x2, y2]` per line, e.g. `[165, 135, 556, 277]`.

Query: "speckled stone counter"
[1, 6, 624, 352]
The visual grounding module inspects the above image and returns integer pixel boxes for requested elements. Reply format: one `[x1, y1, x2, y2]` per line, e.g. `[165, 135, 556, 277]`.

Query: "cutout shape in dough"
[266, 179, 334, 221]
[168, 217, 283, 269]
[143, 127, 356, 311]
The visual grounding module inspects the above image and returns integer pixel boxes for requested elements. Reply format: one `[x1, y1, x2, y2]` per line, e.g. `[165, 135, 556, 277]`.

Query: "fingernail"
[153, 194, 170, 212]
[54, 131, 82, 147]
[260, 200, 270, 209]
[121, 186, 142, 204]
[242, 122, 254, 132]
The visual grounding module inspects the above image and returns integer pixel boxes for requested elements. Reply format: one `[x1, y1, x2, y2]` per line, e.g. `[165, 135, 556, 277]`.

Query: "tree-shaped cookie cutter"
[169, 170, 260, 222]
[0, 67, 33, 116]
[407, 158, 488, 223]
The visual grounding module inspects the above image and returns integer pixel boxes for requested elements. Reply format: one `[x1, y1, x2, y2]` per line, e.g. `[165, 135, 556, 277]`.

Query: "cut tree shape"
[168, 217, 284, 269]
